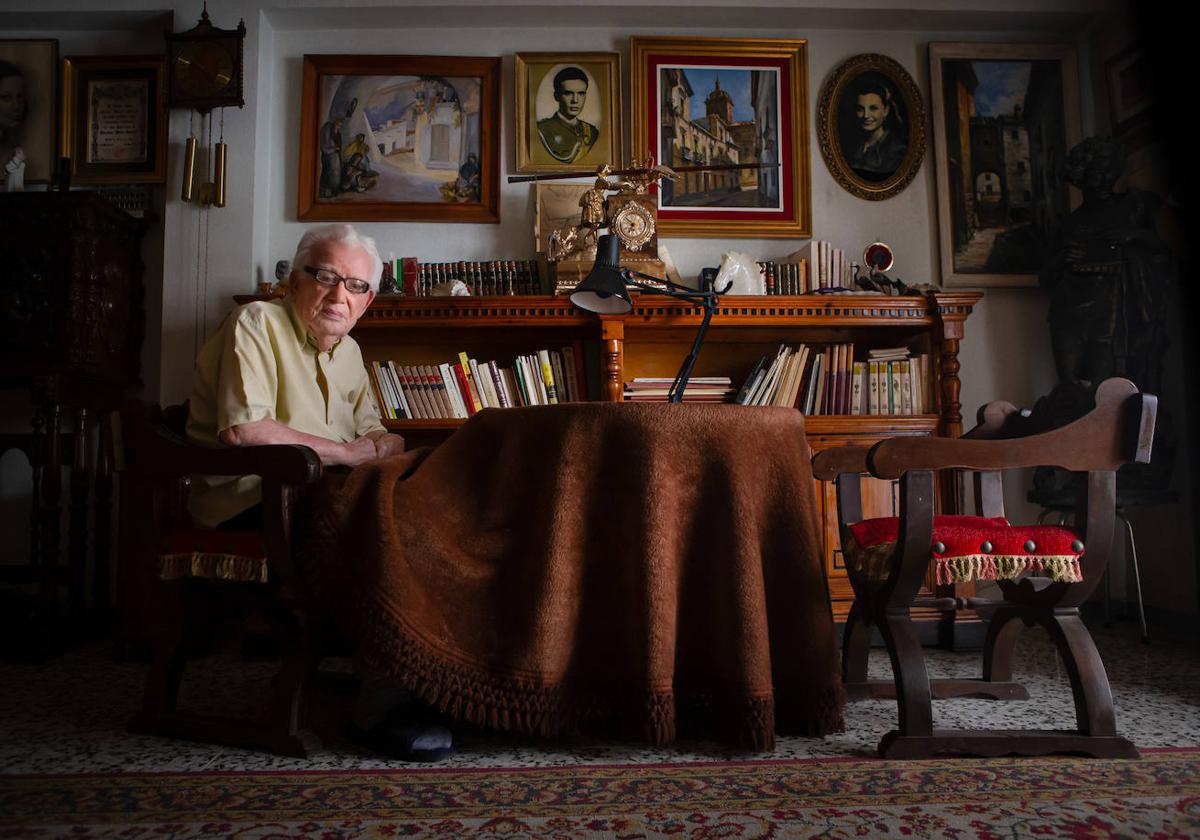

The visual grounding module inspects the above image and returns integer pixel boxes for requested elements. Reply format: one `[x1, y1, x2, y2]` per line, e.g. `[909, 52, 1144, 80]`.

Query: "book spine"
[427, 364, 454, 418]
[468, 358, 492, 408]
[900, 359, 913, 415]
[486, 361, 511, 408]
[451, 363, 476, 415]
[438, 362, 466, 418]
[850, 361, 864, 415]
[458, 352, 484, 412]
[552, 350, 572, 403]
[367, 361, 393, 420]
[888, 361, 901, 414]
[537, 349, 558, 404]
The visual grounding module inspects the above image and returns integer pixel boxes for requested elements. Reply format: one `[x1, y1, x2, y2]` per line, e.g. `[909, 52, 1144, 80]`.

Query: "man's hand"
[368, 431, 406, 459]
[339, 435, 380, 467]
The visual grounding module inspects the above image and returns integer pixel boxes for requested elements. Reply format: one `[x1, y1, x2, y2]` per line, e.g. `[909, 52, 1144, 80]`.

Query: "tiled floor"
[1, 620, 1197, 773]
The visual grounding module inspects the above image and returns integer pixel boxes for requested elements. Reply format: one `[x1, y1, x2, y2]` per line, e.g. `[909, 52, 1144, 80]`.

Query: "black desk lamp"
[571, 234, 727, 403]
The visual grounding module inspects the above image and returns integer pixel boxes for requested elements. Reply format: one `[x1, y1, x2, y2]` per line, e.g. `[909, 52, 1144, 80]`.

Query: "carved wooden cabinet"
[0, 192, 146, 652]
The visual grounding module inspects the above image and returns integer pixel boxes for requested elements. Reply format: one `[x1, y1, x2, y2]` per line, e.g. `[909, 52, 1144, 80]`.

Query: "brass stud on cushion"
[980, 540, 993, 554]
[1071, 539, 1084, 553]
[1024, 539, 1037, 552]
[933, 541, 946, 554]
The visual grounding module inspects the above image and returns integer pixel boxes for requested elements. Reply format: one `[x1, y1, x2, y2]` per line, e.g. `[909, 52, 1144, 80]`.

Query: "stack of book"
[756, 260, 809, 295]
[790, 241, 855, 291]
[734, 344, 932, 416]
[367, 345, 588, 419]
[395, 259, 543, 297]
[855, 347, 931, 416]
[623, 377, 735, 402]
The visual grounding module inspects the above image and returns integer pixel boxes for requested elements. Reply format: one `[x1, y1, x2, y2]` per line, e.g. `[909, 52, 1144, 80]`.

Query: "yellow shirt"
[185, 297, 384, 527]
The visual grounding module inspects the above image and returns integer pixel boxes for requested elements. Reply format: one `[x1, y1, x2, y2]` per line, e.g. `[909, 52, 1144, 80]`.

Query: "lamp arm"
[667, 293, 718, 404]
[619, 268, 710, 303]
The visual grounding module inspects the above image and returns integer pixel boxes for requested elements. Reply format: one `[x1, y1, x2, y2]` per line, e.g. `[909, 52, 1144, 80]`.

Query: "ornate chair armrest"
[867, 379, 1150, 480]
[811, 445, 871, 480]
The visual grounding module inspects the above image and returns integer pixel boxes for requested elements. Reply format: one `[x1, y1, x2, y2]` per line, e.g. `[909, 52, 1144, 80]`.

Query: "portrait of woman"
[0, 40, 57, 188]
[817, 53, 925, 201]
[0, 59, 28, 189]
[840, 72, 908, 181]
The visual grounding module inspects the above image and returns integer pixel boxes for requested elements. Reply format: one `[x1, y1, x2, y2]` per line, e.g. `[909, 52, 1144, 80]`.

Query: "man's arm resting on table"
[220, 419, 378, 466]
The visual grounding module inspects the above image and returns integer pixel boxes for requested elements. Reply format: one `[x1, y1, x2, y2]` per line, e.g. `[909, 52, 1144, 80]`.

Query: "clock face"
[173, 41, 235, 97]
[613, 202, 655, 251]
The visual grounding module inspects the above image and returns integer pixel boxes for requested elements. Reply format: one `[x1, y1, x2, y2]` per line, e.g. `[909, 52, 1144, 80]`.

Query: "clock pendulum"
[165, 3, 245, 351]
[166, 2, 245, 207]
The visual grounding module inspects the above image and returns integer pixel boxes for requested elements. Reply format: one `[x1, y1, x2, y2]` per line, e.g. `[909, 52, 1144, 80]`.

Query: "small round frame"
[817, 53, 926, 201]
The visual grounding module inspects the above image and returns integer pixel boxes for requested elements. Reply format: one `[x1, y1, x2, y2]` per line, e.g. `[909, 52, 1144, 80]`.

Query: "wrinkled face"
[555, 78, 588, 119]
[0, 75, 27, 129]
[856, 93, 888, 132]
[289, 239, 376, 350]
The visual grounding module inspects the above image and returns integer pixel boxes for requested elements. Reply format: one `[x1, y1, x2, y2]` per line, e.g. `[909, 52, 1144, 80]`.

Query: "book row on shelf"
[755, 240, 857, 296]
[391, 258, 543, 297]
[368, 345, 588, 420]
[733, 344, 933, 416]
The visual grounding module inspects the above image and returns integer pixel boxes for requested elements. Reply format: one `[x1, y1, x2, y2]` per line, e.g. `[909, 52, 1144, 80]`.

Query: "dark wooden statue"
[1035, 137, 1176, 499]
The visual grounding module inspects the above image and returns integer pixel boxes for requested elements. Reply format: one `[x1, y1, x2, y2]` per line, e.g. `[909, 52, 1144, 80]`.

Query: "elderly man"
[186, 223, 451, 762]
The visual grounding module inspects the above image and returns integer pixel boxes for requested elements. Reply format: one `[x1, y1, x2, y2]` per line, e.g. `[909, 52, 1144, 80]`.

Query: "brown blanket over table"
[299, 402, 844, 750]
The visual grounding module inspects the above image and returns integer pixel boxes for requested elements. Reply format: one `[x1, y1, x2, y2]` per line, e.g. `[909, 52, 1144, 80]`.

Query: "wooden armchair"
[811, 378, 1156, 759]
[114, 402, 326, 757]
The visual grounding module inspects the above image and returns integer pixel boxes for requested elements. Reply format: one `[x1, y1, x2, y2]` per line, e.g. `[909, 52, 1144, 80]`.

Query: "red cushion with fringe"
[844, 515, 1084, 585]
[158, 529, 269, 583]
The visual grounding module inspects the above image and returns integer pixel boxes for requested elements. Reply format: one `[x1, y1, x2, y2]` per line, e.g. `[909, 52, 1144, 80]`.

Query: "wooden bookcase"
[341, 289, 983, 624]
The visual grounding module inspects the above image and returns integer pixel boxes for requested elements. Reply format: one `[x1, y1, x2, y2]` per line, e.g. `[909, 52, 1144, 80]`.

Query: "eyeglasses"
[305, 265, 372, 295]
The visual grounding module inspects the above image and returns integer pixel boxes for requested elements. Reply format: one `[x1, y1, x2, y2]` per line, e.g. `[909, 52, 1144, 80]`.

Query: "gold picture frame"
[629, 36, 811, 238]
[297, 54, 501, 223]
[817, 53, 926, 201]
[515, 52, 622, 173]
[59, 55, 167, 185]
[0, 39, 59, 186]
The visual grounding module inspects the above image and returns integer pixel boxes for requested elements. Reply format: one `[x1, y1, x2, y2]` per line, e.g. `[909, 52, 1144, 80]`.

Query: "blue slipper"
[348, 714, 454, 762]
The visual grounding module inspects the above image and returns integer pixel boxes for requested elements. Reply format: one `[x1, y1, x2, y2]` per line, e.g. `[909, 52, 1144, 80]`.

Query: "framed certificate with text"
[60, 55, 167, 184]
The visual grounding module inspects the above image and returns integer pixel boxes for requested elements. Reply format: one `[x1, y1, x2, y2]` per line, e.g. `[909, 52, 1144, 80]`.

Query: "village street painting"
[939, 59, 1070, 275]
[656, 65, 781, 211]
[316, 73, 482, 204]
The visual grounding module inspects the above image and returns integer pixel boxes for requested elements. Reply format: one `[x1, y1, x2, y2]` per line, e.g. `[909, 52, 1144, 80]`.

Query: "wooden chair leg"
[842, 600, 872, 688]
[1045, 611, 1116, 735]
[129, 583, 210, 729]
[264, 608, 323, 758]
[129, 584, 323, 759]
[876, 609, 933, 758]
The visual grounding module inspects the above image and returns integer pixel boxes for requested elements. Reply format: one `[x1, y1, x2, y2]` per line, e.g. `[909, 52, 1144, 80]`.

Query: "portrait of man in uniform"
[515, 53, 622, 173]
[537, 66, 599, 164]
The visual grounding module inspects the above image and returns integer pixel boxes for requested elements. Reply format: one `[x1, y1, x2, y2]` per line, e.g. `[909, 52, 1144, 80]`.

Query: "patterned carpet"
[2, 749, 1198, 838]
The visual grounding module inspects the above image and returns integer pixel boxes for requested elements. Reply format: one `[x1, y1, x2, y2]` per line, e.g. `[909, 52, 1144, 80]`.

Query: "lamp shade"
[570, 234, 632, 314]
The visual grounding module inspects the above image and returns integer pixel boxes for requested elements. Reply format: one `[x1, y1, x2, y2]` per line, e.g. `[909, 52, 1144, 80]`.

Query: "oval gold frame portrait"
[817, 53, 926, 201]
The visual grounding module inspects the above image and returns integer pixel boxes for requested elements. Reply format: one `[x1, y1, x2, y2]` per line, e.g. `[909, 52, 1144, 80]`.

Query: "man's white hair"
[291, 224, 384, 292]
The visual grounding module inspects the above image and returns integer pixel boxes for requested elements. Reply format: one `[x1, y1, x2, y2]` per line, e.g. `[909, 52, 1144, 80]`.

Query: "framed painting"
[297, 54, 500, 223]
[929, 43, 1082, 287]
[533, 181, 592, 254]
[817, 52, 926, 201]
[60, 55, 167, 185]
[629, 36, 810, 238]
[515, 52, 621, 173]
[0, 39, 58, 188]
